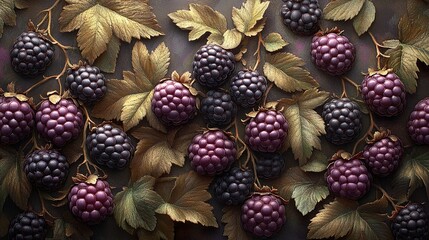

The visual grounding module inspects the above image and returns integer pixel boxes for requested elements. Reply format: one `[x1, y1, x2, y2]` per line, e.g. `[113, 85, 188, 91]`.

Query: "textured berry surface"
[230, 70, 267, 108]
[241, 193, 286, 237]
[311, 31, 355, 75]
[326, 158, 371, 200]
[322, 98, 362, 145]
[65, 65, 107, 103]
[24, 149, 69, 191]
[68, 179, 114, 224]
[8, 212, 46, 240]
[213, 167, 254, 205]
[11, 31, 54, 76]
[255, 153, 285, 179]
[361, 72, 406, 117]
[200, 90, 236, 127]
[281, 0, 322, 35]
[392, 203, 428, 240]
[151, 80, 197, 126]
[36, 98, 83, 147]
[86, 124, 134, 169]
[0, 96, 34, 144]
[193, 44, 235, 88]
[408, 97, 429, 145]
[245, 110, 288, 152]
[188, 130, 237, 176]
[363, 136, 403, 177]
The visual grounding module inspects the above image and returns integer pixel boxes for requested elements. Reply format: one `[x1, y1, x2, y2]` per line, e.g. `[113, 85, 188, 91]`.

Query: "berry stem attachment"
[352, 111, 375, 155]
[263, 82, 274, 106]
[368, 32, 389, 70]
[252, 33, 264, 71]
[340, 78, 348, 98]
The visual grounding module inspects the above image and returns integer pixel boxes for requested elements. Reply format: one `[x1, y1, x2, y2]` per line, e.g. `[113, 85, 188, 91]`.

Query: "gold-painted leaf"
[382, 39, 400, 49]
[263, 33, 289, 52]
[324, 0, 366, 21]
[0, 0, 28, 38]
[353, 0, 376, 36]
[61, 132, 83, 165]
[221, 29, 243, 50]
[232, 0, 270, 36]
[222, 207, 251, 240]
[137, 214, 174, 240]
[94, 36, 121, 73]
[300, 150, 328, 173]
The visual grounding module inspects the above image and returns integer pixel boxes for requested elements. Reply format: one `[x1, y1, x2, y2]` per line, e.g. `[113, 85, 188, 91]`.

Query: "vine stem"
[252, 33, 264, 71]
[374, 184, 402, 214]
[352, 111, 375, 155]
[262, 82, 274, 106]
[38, 190, 55, 220]
[342, 77, 360, 96]
[341, 79, 348, 98]
[368, 32, 389, 70]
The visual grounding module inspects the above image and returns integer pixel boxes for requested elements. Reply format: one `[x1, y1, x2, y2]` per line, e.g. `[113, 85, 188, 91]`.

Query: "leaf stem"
[342, 77, 360, 96]
[252, 33, 264, 71]
[263, 82, 274, 106]
[368, 32, 389, 70]
[352, 111, 375, 155]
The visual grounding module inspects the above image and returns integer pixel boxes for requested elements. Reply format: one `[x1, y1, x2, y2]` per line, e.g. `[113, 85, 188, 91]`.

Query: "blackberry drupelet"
[8, 212, 47, 240]
[391, 203, 428, 240]
[230, 70, 267, 108]
[408, 97, 429, 145]
[65, 64, 107, 104]
[0, 96, 34, 144]
[281, 0, 322, 35]
[213, 167, 254, 205]
[200, 89, 236, 127]
[255, 153, 285, 179]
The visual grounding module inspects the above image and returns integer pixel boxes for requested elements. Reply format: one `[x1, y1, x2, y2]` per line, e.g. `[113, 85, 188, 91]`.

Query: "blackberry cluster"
[281, 0, 322, 35]
[255, 153, 285, 179]
[322, 98, 362, 145]
[200, 90, 236, 127]
[193, 44, 235, 88]
[391, 203, 428, 240]
[86, 123, 134, 169]
[8, 212, 46, 240]
[65, 64, 107, 104]
[213, 167, 254, 205]
[10, 31, 54, 76]
[24, 149, 69, 191]
[230, 70, 267, 108]
[408, 97, 429, 145]
[0, 96, 34, 144]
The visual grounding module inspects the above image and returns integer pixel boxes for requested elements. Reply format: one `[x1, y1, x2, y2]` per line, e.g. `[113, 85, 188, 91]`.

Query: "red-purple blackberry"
[213, 167, 254, 205]
[281, 0, 322, 35]
[0, 95, 34, 144]
[230, 70, 267, 108]
[391, 203, 428, 240]
[200, 89, 236, 127]
[65, 64, 107, 104]
[408, 97, 429, 145]
[255, 152, 285, 179]
[8, 212, 46, 240]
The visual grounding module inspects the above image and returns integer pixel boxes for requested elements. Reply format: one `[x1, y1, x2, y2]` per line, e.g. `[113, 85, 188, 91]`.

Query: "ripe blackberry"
[361, 71, 406, 117]
[241, 193, 286, 237]
[151, 79, 197, 126]
[408, 97, 429, 145]
[0, 95, 34, 144]
[65, 64, 107, 104]
[8, 212, 47, 240]
[311, 29, 355, 75]
[200, 90, 236, 127]
[245, 110, 288, 152]
[326, 151, 371, 200]
[213, 167, 254, 205]
[86, 123, 134, 169]
[362, 130, 403, 177]
[10, 31, 54, 77]
[36, 96, 83, 147]
[281, 0, 322, 35]
[68, 176, 114, 224]
[322, 98, 362, 145]
[255, 153, 285, 179]
[193, 44, 235, 88]
[392, 203, 428, 240]
[24, 149, 69, 191]
[188, 130, 237, 176]
[230, 70, 267, 108]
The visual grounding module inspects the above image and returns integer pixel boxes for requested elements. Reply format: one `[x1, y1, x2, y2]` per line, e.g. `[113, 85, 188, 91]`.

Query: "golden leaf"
[137, 214, 174, 240]
[353, 0, 376, 36]
[324, 0, 365, 21]
[0, 0, 28, 38]
[220, 29, 243, 50]
[263, 32, 289, 52]
[61, 132, 83, 165]
[300, 150, 329, 173]
[222, 207, 251, 240]
[232, 0, 270, 36]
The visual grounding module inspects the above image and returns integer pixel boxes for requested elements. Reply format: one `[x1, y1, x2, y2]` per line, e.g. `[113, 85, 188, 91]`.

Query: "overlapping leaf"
[300, 150, 329, 173]
[352, 0, 376, 36]
[263, 33, 289, 52]
[137, 214, 174, 240]
[232, 0, 269, 37]
[222, 207, 251, 240]
[0, 0, 29, 38]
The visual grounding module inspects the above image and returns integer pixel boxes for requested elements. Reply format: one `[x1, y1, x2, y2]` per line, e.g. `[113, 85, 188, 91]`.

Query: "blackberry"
[192, 44, 235, 88]
[392, 203, 428, 240]
[24, 149, 69, 191]
[408, 97, 429, 145]
[213, 167, 254, 205]
[245, 109, 289, 152]
[0, 95, 34, 144]
[361, 71, 406, 117]
[230, 70, 267, 108]
[311, 29, 355, 75]
[10, 31, 54, 77]
[200, 90, 236, 127]
[255, 153, 285, 179]
[86, 123, 134, 169]
[65, 64, 107, 104]
[188, 130, 237, 176]
[8, 212, 47, 240]
[322, 98, 362, 145]
[281, 0, 322, 35]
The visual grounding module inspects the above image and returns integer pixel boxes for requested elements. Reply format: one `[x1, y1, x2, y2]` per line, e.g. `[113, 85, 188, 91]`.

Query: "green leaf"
[94, 35, 121, 73]
[0, 0, 22, 38]
[300, 150, 328, 172]
[232, 0, 270, 36]
[323, 0, 365, 21]
[137, 214, 174, 240]
[353, 0, 376, 36]
[263, 33, 289, 52]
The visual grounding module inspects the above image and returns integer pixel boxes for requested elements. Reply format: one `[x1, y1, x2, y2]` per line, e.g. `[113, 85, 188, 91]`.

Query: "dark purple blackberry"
[188, 130, 237, 176]
[24, 149, 69, 191]
[8, 212, 47, 240]
[65, 64, 107, 104]
[0, 96, 34, 144]
[322, 98, 362, 145]
[36, 96, 83, 147]
[361, 71, 406, 117]
[311, 29, 355, 75]
[255, 153, 285, 179]
[192, 44, 235, 88]
[200, 90, 236, 127]
[392, 203, 428, 240]
[68, 177, 114, 224]
[86, 123, 134, 169]
[230, 70, 267, 108]
[326, 152, 371, 200]
[151, 79, 197, 126]
[241, 193, 286, 237]
[362, 130, 403, 177]
[10, 31, 54, 77]
[408, 97, 429, 145]
[245, 110, 289, 152]
[213, 167, 254, 205]
[281, 0, 322, 35]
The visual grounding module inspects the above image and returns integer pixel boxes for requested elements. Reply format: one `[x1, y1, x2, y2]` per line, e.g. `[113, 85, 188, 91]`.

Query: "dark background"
[0, 0, 428, 239]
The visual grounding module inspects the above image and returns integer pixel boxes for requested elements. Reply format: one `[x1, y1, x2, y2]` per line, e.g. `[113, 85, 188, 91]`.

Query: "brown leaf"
[221, 206, 251, 240]
[0, 214, 8, 238]
[137, 214, 175, 240]
[61, 133, 83, 165]
[52, 214, 93, 240]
